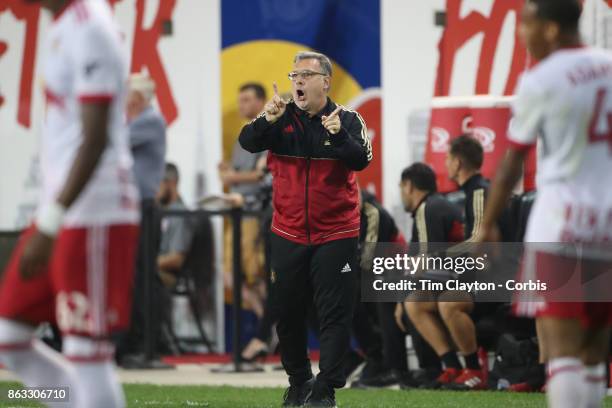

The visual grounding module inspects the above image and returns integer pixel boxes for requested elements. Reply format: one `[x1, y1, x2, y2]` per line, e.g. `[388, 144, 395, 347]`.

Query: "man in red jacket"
[239, 51, 372, 407]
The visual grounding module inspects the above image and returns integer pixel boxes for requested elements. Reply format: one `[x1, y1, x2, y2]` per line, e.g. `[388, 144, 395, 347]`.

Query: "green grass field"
[1, 382, 611, 407]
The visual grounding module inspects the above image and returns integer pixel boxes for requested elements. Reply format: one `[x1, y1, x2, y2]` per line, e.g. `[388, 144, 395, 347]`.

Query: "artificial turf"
[2, 382, 612, 407]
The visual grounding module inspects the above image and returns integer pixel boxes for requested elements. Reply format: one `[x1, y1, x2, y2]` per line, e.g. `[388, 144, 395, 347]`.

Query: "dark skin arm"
[158, 252, 186, 273]
[219, 168, 263, 187]
[479, 149, 526, 242]
[20, 102, 110, 279]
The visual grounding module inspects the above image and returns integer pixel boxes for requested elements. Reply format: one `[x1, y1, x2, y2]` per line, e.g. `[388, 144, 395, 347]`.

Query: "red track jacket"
[239, 98, 372, 245]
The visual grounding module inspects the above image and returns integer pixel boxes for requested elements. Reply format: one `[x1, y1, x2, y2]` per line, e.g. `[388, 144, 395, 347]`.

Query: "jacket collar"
[411, 192, 434, 217]
[460, 173, 484, 191]
[295, 97, 335, 120]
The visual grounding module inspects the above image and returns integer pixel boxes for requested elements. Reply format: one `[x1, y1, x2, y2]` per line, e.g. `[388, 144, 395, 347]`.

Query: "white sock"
[584, 363, 607, 408]
[0, 319, 79, 407]
[547, 357, 587, 408]
[64, 336, 125, 408]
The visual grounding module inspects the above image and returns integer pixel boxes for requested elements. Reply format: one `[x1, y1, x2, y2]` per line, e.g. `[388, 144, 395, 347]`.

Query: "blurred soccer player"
[481, 1, 612, 407]
[0, 1, 139, 407]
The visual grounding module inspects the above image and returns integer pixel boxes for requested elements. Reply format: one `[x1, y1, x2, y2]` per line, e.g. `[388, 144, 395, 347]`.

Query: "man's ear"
[324, 76, 331, 92]
[544, 22, 560, 44]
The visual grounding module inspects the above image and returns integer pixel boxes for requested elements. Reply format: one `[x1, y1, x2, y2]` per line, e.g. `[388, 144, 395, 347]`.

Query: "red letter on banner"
[0, 2, 41, 128]
[130, 0, 178, 125]
[434, 0, 527, 97]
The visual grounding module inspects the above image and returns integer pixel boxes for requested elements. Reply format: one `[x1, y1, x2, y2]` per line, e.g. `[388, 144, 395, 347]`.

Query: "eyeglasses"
[287, 70, 327, 81]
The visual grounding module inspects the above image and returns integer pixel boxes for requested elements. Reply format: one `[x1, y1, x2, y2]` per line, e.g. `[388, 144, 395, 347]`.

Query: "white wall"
[382, 0, 445, 226]
[0, 11, 49, 229]
[0, 0, 222, 229]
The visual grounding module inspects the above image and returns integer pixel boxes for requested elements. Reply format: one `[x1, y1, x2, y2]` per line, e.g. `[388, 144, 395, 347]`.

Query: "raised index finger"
[273, 82, 279, 96]
[328, 106, 342, 118]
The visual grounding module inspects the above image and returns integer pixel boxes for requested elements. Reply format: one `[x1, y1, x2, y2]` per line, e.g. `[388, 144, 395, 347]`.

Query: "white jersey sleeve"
[72, 21, 123, 102]
[508, 73, 546, 149]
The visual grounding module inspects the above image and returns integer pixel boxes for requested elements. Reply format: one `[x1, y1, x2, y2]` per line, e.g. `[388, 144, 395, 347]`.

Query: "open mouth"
[296, 89, 305, 100]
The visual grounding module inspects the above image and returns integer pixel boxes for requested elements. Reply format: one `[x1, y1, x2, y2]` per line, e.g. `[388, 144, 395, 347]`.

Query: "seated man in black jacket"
[395, 163, 465, 382]
[405, 136, 497, 391]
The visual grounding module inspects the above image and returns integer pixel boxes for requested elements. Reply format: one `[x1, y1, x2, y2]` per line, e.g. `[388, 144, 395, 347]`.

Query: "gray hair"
[129, 72, 156, 103]
[294, 51, 333, 76]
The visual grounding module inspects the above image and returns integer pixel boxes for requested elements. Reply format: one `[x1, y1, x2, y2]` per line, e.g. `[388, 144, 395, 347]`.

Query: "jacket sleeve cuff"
[252, 116, 274, 133]
[330, 127, 350, 146]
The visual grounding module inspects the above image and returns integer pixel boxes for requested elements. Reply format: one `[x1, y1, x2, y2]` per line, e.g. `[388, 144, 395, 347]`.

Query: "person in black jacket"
[349, 190, 410, 389]
[406, 136, 492, 391]
[400, 163, 465, 245]
[394, 163, 465, 382]
[239, 51, 372, 408]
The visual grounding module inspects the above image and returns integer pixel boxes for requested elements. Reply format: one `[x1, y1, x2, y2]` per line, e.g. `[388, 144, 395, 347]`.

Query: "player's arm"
[446, 188, 488, 254]
[56, 102, 110, 209]
[20, 94, 113, 279]
[480, 151, 526, 241]
[20, 24, 124, 278]
[465, 188, 486, 242]
[327, 109, 372, 171]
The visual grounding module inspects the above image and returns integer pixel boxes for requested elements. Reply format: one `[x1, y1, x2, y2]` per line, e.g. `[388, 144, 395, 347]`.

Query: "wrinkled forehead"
[293, 58, 322, 71]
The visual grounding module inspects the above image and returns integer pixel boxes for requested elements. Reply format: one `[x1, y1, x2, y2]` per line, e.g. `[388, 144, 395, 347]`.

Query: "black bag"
[488, 333, 545, 390]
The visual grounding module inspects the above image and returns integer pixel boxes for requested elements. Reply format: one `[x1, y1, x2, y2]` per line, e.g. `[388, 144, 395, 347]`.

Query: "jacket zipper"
[305, 157, 311, 244]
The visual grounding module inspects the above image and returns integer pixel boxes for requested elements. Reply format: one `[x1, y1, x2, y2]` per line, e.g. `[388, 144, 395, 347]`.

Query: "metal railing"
[143, 206, 258, 371]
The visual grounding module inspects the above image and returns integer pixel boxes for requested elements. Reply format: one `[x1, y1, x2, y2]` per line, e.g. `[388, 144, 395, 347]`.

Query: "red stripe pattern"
[0, 341, 32, 351]
[45, 88, 66, 110]
[585, 375, 607, 383]
[508, 139, 536, 153]
[547, 364, 583, 380]
[79, 94, 114, 104]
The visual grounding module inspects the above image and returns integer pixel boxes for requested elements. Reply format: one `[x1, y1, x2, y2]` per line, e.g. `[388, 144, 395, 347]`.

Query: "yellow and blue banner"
[221, 0, 382, 198]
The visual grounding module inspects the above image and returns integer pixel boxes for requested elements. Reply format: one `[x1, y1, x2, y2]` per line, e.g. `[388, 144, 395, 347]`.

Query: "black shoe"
[360, 369, 402, 388]
[304, 382, 337, 407]
[283, 378, 314, 407]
